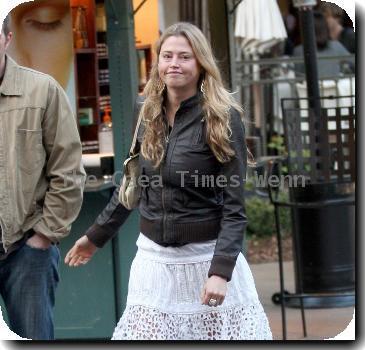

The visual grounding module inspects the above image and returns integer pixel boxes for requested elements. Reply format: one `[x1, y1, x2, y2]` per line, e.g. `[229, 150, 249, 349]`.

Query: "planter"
[288, 181, 355, 308]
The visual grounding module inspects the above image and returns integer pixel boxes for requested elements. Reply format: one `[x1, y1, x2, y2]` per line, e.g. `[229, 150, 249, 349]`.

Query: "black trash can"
[289, 181, 355, 308]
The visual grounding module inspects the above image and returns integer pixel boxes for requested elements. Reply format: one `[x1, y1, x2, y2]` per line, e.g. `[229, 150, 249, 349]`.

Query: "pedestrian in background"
[318, 1, 355, 54]
[65, 22, 272, 341]
[0, 15, 85, 340]
[293, 11, 351, 78]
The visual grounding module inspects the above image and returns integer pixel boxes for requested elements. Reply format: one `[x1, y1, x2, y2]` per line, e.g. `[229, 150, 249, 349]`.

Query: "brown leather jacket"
[86, 94, 248, 281]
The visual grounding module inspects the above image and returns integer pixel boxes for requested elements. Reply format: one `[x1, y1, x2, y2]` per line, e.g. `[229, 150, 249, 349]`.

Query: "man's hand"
[201, 275, 228, 307]
[64, 235, 98, 267]
[26, 232, 52, 249]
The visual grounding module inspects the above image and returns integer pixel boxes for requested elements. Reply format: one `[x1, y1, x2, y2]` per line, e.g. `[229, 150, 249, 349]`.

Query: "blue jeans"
[0, 242, 60, 340]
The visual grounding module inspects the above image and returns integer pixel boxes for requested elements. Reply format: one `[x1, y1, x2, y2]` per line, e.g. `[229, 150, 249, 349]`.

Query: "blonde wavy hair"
[140, 22, 248, 169]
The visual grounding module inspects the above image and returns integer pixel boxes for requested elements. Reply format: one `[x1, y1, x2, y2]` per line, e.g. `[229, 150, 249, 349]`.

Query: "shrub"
[245, 194, 291, 239]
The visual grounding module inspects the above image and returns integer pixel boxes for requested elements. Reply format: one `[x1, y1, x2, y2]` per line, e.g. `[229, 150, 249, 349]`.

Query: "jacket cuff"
[208, 255, 237, 282]
[85, 223, 115, 248]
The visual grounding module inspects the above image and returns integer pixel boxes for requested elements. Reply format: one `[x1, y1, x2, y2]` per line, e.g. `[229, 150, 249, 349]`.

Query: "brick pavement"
[250, 261, 354, 340]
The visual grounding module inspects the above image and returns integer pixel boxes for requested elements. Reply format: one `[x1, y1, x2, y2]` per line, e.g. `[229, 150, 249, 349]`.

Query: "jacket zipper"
[196, 127, 201, 144]
[161, 126, 170, 241]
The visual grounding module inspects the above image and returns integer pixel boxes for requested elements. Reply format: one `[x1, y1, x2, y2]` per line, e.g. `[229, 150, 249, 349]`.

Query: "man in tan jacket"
[0, 16, 85, 339]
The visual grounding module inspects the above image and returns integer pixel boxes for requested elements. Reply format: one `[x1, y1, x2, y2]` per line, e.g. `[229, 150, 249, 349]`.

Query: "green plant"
[245, 194, 291, 239]
[268, 135, 288, 174]
[244, 176, 255, 192]
[267, 135, 286, 154]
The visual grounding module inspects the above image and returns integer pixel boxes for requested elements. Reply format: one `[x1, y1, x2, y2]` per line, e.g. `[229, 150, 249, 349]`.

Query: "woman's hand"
[64, 235, 98, 267]
[201, 275, 227, 307]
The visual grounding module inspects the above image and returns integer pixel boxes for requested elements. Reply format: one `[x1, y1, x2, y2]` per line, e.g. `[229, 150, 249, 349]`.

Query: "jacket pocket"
[191, 121, 205, 148]
[213, 186, 224, 206]
[16, 129, 45, 175]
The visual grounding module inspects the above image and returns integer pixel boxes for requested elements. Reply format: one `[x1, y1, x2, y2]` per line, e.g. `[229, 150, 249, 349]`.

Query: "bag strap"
[129, 97, 145, 156]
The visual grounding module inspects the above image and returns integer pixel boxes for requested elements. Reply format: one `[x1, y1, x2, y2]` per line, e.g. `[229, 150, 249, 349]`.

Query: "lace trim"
[112, 303, 272, 340]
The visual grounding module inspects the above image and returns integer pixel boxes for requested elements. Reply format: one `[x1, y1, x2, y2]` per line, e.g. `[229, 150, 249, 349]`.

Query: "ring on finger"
[208, 298, 218, 307]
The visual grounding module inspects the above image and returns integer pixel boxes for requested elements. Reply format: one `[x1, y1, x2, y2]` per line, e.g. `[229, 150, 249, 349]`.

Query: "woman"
[65, 22, 272, 341]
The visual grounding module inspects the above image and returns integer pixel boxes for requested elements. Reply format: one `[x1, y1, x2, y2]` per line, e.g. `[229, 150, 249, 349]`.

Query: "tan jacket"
[0, 56, 86, 250]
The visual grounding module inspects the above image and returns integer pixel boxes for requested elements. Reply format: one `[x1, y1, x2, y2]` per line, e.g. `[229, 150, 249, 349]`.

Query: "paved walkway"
[251, 261, 354, 340]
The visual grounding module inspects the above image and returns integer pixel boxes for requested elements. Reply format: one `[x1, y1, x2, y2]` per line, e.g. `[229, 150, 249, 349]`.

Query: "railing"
[233, 54, 355, 156]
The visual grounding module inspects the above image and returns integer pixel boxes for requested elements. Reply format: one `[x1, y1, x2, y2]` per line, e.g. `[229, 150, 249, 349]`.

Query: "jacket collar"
[178, 91, 203, 111]
[179, 91, 203, 111]
[162, 91, 203, 114]
[0, 55, 23, 96]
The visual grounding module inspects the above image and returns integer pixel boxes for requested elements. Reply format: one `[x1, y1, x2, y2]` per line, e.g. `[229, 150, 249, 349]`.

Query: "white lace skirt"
[112, 233, 272, 340]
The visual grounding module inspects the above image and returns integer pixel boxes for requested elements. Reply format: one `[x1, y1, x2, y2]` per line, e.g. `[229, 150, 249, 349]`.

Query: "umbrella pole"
[296, 4, 331, 178]
[297, 7, 321, 112]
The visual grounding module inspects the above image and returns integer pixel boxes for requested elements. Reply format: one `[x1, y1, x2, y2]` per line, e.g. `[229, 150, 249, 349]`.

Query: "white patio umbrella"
[234, 0, 288, 148]
[234, 0, 288, 55]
